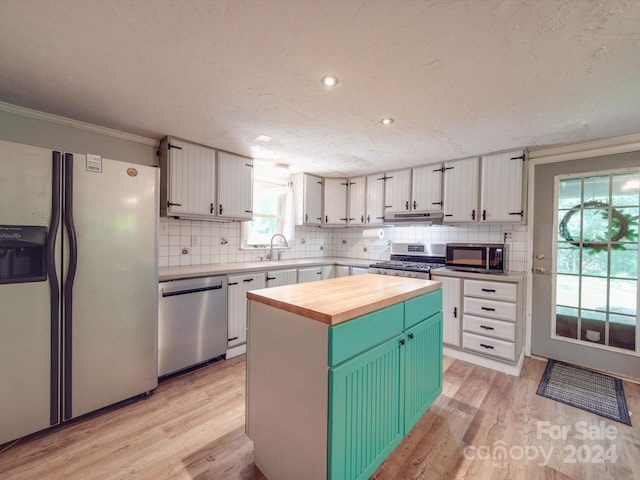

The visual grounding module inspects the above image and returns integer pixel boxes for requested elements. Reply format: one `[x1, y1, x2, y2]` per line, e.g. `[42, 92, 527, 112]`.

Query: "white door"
[324, 178, 348, 225]
[217, 151, 253, 220]
[384, 169, 411, 214]
[167, 138, 216, 218]
[228, 273, 266, 347]
[265, 269, 297, 287]
[0, 141, 56, 444]
[348, 176, 366, 225]
[531, 152, 640, 378]
[432, 275, 461, 347]
[298, 266, 323, 283]
[365, 173, 386, 225]
[481, 150, 525, 223]
[411, 164, 443, 212]
[350, 267, 369, 276]
[322, 265, 335, 279]
[335, 265, 350, 278]
[443, 157, 479, 223]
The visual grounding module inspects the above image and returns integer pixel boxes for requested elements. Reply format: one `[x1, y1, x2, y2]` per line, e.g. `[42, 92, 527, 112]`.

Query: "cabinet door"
[228, 273, 266, 347]
[411, 164, 443, 212]
[265, 269, 297, 287]
[403, 312, 443, 433]
[297, 266, 322, 283]
[217, 151, 253, 220]
[167, 138, 216, 218]
[304, 174, 323, 225]
[443, 157, 479, 223]
[321, 265, 335, 279]
[350, 267, 369, 276]
[329, 335, 404, 480]
[348, 176, 366, 225]
[365, 173, 386, 225]
[324, 178, 348, 225]
[335, 265, 350, 278]
[432, 275, 461, 347]
[480, 150, 525, 223]
[384, 169, 411, 214]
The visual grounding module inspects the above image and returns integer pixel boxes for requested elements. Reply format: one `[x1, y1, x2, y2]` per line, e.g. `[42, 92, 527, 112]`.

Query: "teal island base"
[247, 288, 443, 480]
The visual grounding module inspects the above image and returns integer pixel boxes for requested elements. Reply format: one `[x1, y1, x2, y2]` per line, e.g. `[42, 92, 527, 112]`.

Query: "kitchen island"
[246, 274, 442, 480]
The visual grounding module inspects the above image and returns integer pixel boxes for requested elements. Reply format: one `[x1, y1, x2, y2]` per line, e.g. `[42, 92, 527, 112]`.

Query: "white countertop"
[430, 267, 526, 283]
[159, 257, 372, 282]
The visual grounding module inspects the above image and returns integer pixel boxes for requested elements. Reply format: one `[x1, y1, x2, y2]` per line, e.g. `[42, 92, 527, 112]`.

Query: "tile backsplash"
[159, 217, 528, 272]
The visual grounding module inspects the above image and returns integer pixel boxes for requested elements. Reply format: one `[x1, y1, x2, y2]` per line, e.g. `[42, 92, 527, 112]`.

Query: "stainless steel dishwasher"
[158, 275, 228, 376]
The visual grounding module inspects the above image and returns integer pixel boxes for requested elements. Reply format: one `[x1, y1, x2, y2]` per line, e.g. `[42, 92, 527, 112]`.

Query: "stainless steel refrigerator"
[0, 139, 158, 445]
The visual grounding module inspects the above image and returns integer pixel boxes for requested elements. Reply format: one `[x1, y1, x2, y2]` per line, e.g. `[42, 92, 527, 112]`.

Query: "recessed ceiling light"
[380, 118, 394, 125]
[320, 75, 338, 87]
[256, 135, 272, 142]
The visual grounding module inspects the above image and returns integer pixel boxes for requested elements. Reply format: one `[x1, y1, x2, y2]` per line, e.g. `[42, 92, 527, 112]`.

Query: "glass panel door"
[553, 170, 639, 353]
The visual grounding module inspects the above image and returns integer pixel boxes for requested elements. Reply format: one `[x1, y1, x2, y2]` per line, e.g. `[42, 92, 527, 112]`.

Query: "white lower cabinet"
[431, 274, 461, 347]
[434, 271, 524, 371]
[227, 273, 266, 348]
[349, 266, 369, 276]
[321, 265, 335, 279]
[335, 266, 350, 278]
[265, 269, 297, 287]
[297, 266, 323, 283]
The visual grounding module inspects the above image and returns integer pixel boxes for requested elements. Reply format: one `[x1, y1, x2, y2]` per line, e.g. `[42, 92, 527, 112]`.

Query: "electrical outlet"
[191, 235, 200, 246]
[181, 247, 190, 255]
[363, 247, 368, 252]
[320, 245, 324, 250]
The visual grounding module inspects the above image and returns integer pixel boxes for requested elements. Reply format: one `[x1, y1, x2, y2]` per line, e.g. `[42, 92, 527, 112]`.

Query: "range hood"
[384, 211, 444, 225]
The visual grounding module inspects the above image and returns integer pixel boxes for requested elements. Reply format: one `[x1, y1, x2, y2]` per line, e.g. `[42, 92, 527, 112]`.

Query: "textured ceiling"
[0, 0, 639, 176]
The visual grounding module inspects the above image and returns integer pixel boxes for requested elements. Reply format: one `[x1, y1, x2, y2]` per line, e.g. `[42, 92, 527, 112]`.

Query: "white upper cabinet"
[384, 169, 411, 214]
[160, 137, 254, 221]
[348, 176, 366, 225]
[365, 173, 386, 225]
[480, 150, 526, 223]
[292, 173, 323, 225]
[324, 178, 349, 225]
[217, 151, 254, 220]
[160, 137, 217, 219]
[411, 164, 443, 212]
[443, 157, 480, 223]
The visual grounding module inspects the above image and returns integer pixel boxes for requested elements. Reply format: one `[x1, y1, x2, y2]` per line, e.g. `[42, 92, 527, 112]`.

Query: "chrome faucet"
[268, 234, 289, 261]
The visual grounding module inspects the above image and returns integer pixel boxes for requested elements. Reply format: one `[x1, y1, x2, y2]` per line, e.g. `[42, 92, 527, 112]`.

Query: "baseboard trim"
[443, 346, 524, 376]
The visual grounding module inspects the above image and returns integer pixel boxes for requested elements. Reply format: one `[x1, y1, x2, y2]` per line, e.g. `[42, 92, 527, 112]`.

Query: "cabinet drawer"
[464, 279, 516, 302]
[404, 289, 442, 329]
[463, 332, 515, 361]
[464, 297, 516, 322]
[463, 314, 515, 341]
[329, 303, 403, 366]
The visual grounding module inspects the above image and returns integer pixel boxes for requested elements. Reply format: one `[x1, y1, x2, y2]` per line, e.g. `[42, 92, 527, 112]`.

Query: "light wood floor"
[1, 355, 638, 479]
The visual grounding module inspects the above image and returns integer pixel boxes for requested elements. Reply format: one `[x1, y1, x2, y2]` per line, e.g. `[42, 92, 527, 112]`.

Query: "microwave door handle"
[486, 247, 490, 271]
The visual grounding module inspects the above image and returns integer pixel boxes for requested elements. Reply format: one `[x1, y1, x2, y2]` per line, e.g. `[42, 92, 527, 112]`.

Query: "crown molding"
[528, 133, 640, 165]
[0, 101, 159, 147]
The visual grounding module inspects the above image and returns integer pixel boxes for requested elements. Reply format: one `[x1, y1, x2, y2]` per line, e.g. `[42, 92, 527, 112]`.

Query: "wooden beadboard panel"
[246, 274, 441, 325]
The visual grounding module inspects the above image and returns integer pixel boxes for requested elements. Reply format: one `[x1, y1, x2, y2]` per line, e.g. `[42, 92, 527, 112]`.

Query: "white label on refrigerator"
[86, 154, 102, 173]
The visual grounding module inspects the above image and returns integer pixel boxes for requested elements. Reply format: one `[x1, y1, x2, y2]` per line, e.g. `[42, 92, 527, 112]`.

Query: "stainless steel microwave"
[445, 243, 507, 274]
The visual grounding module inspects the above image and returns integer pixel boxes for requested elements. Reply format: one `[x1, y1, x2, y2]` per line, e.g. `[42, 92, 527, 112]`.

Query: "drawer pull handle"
[243, 278, 254, 282]
[480, 343, 494, 350]
[480, 325, 495, 330]
[481, 288, 496, 293]
[481, 307, 495, 311]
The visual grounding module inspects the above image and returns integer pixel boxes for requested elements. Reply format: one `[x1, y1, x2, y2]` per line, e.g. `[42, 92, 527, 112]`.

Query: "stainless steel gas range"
[369, 243, 446, 279]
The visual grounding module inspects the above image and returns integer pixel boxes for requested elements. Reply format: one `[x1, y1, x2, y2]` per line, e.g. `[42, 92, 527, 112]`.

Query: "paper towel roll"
[362, 229, 384, 239]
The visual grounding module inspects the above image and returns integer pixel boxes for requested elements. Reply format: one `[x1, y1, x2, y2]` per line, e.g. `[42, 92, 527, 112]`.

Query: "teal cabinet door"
[328, 335, 404, 480]
[403, 312, 443, 433]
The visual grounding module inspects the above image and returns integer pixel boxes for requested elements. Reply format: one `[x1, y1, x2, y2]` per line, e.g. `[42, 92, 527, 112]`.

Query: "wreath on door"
[558, 200, 638, 251]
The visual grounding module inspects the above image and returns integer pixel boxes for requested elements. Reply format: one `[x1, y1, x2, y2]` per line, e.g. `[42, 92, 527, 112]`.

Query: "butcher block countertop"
[247, 273, 441, 326]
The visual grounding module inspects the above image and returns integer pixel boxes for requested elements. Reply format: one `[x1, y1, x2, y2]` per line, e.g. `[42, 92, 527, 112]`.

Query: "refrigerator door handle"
[63, 152, 77, 421]
[48, 151, 62, 426]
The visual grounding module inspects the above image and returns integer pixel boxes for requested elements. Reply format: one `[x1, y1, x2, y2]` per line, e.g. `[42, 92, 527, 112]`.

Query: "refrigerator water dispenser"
[0, 225, 47, 284]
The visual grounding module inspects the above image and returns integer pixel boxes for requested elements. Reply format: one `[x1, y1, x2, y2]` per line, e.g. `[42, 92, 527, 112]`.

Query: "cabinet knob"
[408, 333, 414, 340]
[399, 339, 406, 346]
